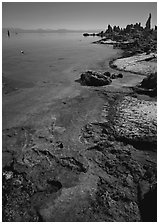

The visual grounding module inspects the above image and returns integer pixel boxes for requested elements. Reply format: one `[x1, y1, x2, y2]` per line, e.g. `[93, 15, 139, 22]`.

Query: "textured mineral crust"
[111, 53, 157, 75]
[2, 90, 157, 222]
[113, 96, 157, 150]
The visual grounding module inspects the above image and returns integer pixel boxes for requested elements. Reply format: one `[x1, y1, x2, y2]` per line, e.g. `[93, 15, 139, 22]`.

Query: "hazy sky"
[2, 2, 157, 30]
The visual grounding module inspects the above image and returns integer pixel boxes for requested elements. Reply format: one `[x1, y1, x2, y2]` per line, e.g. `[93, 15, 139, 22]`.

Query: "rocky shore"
[3, 86, 157, 221]
[110, 52, 157, 75]
[3, 14, 157, 222]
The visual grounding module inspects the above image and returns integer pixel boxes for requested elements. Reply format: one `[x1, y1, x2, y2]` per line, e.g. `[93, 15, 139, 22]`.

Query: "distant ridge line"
[2, 28, 102, 33]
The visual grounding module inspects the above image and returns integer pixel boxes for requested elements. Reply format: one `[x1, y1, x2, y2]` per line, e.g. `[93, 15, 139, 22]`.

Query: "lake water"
[3, 32, 121, 128]
[2, 33, 119, 86]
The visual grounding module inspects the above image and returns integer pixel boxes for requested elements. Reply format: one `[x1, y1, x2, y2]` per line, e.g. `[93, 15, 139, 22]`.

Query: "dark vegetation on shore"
[3, 13, 157, 221]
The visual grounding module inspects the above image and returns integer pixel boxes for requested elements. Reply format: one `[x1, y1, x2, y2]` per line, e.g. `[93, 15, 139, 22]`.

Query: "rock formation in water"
[79, 70, 112, 86]
[113, 25, 120, 33]
[145, 13, 151, 30]
[106, 24, 113, 34]
[77, 70, 124, 86]
[93, 12, 156, 55]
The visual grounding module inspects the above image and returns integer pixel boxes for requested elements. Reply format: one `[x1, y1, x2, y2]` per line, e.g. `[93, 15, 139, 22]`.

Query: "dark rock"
[138, 183, 157, 221]
[117, 73, 123, 78]
[83, 33, 98, 37]
[56, 141, 63, 148]
[46, 179, 62, 193]
[83, 33, 89, 37]
[106, 24, 113, 34]
[97, 31, 104, 37]
[92, 13, 156, 55]
[134, 72, 157, 97]
[103, 71, 111, 77]
[145, 13, 151, 30]
[79, 70, 112, 86]
[141, 72, 157, 90]
[111, 73, 117, 79]
[113, 25, 120, 33]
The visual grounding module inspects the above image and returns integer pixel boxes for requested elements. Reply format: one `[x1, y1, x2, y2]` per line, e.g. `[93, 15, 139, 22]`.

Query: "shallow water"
[2, 32, 119, 86]
[3, 32, 121, 128]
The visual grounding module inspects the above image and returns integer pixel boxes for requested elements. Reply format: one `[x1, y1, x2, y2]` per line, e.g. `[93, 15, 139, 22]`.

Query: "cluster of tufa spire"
[105, 13, 153, 34]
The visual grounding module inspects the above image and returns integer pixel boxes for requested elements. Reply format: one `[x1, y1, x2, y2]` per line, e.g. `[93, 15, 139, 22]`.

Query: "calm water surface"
[3, 33, 98, 82]
[3, 32, 121, 128]
[2, 33, 118, 85]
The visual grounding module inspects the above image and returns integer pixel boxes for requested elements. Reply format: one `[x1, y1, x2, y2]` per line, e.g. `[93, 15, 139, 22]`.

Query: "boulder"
[110, 72, 123, 79]
[135, 72, 157, 97]
[83, 33, 89, 37]
[111, 73, 117, 79]
[141, 72, 156, 90]
[103, 71, 111, 77]
[80, 70, 112, 86]
[117, 73, 123, 78]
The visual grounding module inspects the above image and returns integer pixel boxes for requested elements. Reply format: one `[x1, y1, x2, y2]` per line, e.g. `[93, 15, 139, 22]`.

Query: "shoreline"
[109, 52, 157, 76]
[2, 40, 157, 221]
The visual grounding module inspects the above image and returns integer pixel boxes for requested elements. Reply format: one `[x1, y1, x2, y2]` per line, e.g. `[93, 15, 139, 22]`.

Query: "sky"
[2, 2, 157, 30]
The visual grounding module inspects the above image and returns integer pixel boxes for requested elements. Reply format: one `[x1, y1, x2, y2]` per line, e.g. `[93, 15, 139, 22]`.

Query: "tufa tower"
[145, 13, 151, 30]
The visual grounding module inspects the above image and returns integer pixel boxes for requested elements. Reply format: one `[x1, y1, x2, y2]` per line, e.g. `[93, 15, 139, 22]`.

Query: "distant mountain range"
[2, 28, 102, 33]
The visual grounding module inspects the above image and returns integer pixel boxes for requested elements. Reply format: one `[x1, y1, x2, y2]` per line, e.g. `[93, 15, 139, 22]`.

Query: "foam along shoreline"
[110, 52, 157, 75]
